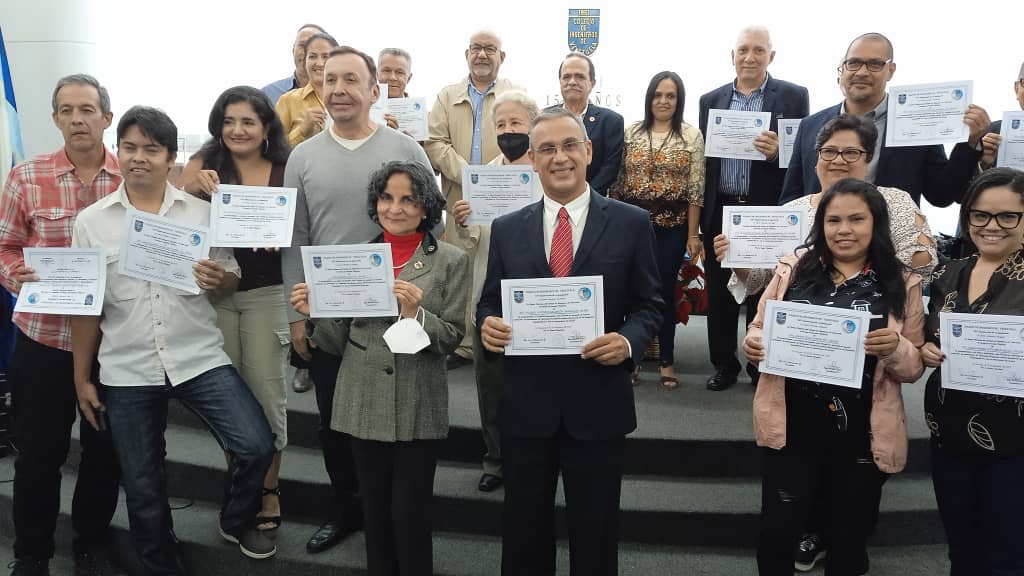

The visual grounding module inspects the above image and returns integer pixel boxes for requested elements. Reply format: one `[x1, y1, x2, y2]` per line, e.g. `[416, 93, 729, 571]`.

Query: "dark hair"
[116, 106, 177, 155]
[303, 32, 339, 53]
[846, 32, 894, 60]
[367, 161, 446, 233]
[637, 71, 685, 138]
[193, 86, 290, 184]
[52, 74, 111, 115]
[328, 46, 378, 88]
[530, 107, 588, 142]
[558, 53, 596, 81]
[793, 178, 907, 319]
[815, 114, 878, 162]
[957, 167, 1024, 254]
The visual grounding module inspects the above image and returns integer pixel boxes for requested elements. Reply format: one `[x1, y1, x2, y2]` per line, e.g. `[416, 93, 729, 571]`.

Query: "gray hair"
[378, 47, 412, 70]
[492, 90, 540, 125]
[51, 74, 111, 115]
[530, 107, 588, 142]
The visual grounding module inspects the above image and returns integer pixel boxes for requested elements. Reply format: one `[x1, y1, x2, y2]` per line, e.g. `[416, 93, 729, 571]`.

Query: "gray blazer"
[311, 234, 469, 442]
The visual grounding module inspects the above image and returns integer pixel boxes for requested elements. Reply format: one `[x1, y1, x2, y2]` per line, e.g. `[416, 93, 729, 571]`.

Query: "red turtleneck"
[384, 230, 424, 278]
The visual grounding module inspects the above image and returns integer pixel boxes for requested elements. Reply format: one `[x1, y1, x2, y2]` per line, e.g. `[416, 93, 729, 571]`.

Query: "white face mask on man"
[382, 308, 430, 354]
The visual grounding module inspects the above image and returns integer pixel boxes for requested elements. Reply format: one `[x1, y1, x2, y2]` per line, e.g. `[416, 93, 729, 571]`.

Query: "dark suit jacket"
[476, 191, 662, 440]
[780, 102, 981, 207]
[698, 74, 810, 236]
[546, 103, 625, 195]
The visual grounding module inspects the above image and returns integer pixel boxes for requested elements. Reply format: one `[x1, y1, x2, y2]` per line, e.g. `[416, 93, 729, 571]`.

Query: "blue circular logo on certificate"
[842, 320, 857, 333]
[578, 287, 592, 301]
[27, 293, 39, 304]
[787, 214, 799, 225]
[519, 173, 530, 184]
[277, 196, 287, 206]
[369, 253, 383, 267]
[190, 233, 202, 246]
[755, 118, 764, 127]
[951, 89, 963, 100]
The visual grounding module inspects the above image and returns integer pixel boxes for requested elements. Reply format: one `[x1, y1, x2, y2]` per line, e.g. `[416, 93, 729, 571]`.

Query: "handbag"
[675, 258, 707, 325]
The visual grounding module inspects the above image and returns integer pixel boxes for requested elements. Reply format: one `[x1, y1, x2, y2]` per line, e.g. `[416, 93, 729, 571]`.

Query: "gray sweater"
[282, 127, 434, 322]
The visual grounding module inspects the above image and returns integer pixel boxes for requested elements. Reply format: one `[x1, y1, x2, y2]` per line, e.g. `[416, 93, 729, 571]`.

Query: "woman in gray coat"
[291, 161, 469, 576]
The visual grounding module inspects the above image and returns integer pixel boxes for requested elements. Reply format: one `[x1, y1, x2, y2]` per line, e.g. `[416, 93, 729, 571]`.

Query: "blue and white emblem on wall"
[567, 9, 600, 56]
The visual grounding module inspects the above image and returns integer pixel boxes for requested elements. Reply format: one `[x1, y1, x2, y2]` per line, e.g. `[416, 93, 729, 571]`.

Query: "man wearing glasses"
[978, 61, 1024, 169]
[425, 32, 518, 373]
[780, 32, 991, 207]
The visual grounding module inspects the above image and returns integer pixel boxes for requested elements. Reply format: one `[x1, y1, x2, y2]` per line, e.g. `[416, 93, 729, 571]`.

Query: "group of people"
[0, 18, 1022, 576]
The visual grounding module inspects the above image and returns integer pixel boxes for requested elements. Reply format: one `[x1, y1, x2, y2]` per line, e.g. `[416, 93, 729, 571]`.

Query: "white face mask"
[382, 311, 430, 354]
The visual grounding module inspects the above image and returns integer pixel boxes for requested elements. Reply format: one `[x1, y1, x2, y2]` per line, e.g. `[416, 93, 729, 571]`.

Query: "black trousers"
[704, 198, 759, 376]
[310, 346, 361, 525]
[757, 385, 886, 576]
[9, 332, 120, 560]
[501, 426, 625, 576]
[350, 438, 439, 576]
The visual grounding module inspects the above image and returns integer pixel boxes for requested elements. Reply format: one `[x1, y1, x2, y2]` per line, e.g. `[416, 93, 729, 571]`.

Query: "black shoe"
[220, 524, 277, 560]
[794, 533, 826, 572]
[306, 520, 357, 554]
[478, 473, 503, 492]
[7, 559, 49, 576]
[291, 368, 313, 393]
[746, 363, 760, 387]
[445, 354, 473, 371]
[74, 550, 126, 576]
[706, 369, 738, 391]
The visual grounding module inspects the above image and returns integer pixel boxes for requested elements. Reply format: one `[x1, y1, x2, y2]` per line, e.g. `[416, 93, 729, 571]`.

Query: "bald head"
[732, 26, 775, 89]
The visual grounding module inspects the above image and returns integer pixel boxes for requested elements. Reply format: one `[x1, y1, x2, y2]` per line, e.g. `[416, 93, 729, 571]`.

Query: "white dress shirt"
[542, 185, 591, 258]
[72, 182, 240, 387]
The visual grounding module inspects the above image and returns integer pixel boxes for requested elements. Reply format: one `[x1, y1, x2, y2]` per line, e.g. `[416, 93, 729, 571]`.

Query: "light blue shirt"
[719, 74, 768, 197]
[468, 78, 496, 164]
[262, 75, 299, 107]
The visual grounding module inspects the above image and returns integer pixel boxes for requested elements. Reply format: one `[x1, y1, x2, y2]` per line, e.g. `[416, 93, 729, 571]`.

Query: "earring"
[263, 139, 269, 154]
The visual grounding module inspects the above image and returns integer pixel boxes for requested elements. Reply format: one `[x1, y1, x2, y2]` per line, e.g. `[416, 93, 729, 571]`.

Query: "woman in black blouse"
[920, 167, 1024, 574]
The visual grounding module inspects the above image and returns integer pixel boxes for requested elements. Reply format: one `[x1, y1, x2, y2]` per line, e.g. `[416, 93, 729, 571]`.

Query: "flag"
[0, 25, 25, 187]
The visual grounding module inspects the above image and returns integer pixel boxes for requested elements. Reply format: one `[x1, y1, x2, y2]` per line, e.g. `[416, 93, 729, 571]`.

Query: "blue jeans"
[104, 365, 275, 575]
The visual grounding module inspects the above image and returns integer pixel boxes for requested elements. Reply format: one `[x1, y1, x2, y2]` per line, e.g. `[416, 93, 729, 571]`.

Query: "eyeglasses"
[468, 45, 499, 56]
[838, 58, 892, 73]
[967, 210, 1024, 229]
[817, 147, 868, 163]
[533, 139, 588, 157]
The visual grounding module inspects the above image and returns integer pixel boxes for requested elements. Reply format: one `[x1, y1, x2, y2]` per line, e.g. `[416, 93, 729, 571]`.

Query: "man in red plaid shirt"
[0, 75, 124, 576]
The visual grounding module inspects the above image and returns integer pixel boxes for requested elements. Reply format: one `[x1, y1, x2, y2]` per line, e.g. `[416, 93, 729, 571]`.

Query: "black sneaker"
[74, 550, 126, 576]
[220, 524, 277, 560]
[7, 559, 49, 576]
[794, 533, 826, 572]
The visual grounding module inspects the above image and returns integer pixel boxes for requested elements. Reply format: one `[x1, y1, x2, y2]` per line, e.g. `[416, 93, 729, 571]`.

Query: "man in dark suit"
[477, 107, 661, 576]
[698, 26, 810, 391]
[545, 53, 624, 196]
[978, 60, 1024, 169]
[780, 32, 991, 206]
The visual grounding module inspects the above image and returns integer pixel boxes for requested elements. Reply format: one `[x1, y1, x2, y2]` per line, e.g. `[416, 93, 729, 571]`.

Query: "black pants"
[9, 332, 120, 560]
[704, 199, 759, 376]
[757, 385, 886, 576]
[501, 427, 625, 576]
[931, 440, 1024, 575]
[652, 225, 688, 365]
[350, 438, 439, 576]
[310, 346, 362, 525]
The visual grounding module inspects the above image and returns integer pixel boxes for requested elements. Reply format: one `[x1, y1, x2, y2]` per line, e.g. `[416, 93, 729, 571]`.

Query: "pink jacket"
[746, 255, 925, 474]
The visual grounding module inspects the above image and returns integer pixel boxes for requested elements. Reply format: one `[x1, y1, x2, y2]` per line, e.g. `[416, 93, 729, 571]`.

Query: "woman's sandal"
[658, 362, 678, 390]
[631, 363, 643, 386]
[256, 486, 282, 531]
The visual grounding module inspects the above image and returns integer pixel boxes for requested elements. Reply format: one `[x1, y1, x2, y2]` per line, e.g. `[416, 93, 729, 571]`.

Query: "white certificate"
[886, 81, 973, 147]
[301, 244, 398, 318]
[15, 248, 106, 315]
[721, 206, 807, 268]
[370, 84, 389, 125]
[940, 312, 1024, 398]
[760, 300, 871, 389]
[118, 209, 210, 294]
[462, 165, 541, 225]
[209, 185, 296, 248]
[501, 276, 604, 356]
[777, 118, 801, 168]
[996, 111, 1024, 170]
[704, 109, 772, 160]
[387, 97, 428, 141]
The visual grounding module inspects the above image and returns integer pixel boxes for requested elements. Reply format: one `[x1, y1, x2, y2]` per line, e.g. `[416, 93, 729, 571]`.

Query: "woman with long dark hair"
[743, 179, 925, 575]
[177, 85, 291, 532]
[609, 71, 704, 388]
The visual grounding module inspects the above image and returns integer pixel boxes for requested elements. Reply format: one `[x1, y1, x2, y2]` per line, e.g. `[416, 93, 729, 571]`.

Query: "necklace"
[393, 256, 413, 270]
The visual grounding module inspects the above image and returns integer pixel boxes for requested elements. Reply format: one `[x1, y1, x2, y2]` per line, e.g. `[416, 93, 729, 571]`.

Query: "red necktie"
[549, 207, 573, 277]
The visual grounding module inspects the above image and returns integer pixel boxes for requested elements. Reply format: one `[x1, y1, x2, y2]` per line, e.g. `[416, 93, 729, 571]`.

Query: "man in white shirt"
[69, 106, 276, 574]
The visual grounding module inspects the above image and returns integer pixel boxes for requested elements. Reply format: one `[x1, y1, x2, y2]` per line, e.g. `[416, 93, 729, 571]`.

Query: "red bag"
[675, 258, 707, 325]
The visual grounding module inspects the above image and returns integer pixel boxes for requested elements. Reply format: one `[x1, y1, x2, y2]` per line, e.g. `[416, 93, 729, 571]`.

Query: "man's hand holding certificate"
[886, 81, 973, 147]
[940, 312, 1024, 398]
[462, 165, 541, 225]
[209, 185, 297, 248]
[498, 276, 605, 356]
[704, 109, 773, 160]
[721, 207, 807, 268]
[301, 244, 399, 318]
[14, 248, 106, 315]
[118, 209, 210, 294]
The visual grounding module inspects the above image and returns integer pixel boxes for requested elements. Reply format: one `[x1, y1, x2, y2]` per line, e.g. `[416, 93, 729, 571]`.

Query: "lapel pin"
[588, 116, 596, 122]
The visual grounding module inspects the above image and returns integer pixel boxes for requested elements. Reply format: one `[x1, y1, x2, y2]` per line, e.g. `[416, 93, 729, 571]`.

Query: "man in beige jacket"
[425, 29, 518, 369]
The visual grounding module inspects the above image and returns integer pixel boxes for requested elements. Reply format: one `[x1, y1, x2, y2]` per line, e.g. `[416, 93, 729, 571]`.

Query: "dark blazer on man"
[780, 102, 981, 206]
[698, 74, 810, 236]
[546, 103, 625, 196]
[476, 191, 662, 440]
